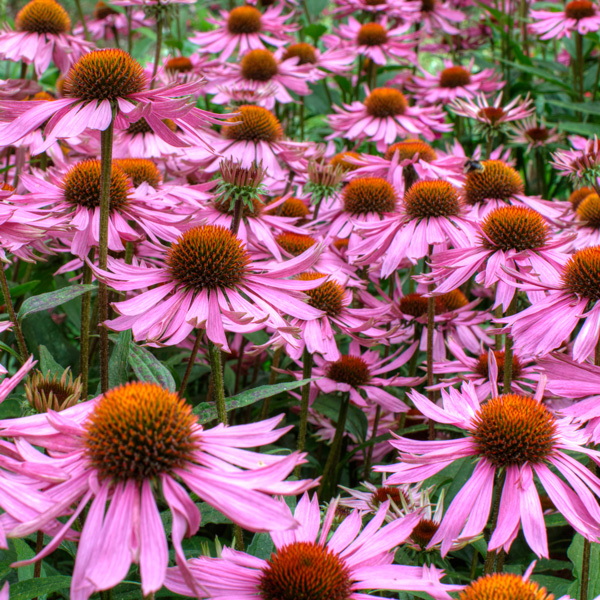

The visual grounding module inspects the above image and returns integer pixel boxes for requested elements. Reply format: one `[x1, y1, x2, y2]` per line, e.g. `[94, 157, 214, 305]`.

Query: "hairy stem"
[179, 330, 203, 398]
[295, 347, 313, 477]
[0, 265, 28, 363]
[208, 338, 227, 425]
[80, 257, 94, 399]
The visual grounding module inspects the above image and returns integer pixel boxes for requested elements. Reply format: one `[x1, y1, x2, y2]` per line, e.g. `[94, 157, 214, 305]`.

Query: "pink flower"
[96, 224, 327, 351]
[287, 339, 422, 412]
[0, 0, 93, 77]
[508, 117, 562, 150]
[274, 42, 355, 81]
[164, 493, 461, 600]
[329, 0, 415, 18]
[323, 17, 417, 65]
[328, 87, 451, 152]
[530, 0, 600, 39]
[403, 0, 466, 34]
[423, 206, 570, 310]
[209, 49, 313, 109]
[190, 5, 297, 61]
[5, 382, 314, 599]
[502, 246, 600, 362]
[0, 49, 227, 152]
[350, 180, 475, 274]
[407, 59, 504, 104]
[186, 105, 307, 180]
[379, 382, 600, 557]
[74, 4, 153, 41]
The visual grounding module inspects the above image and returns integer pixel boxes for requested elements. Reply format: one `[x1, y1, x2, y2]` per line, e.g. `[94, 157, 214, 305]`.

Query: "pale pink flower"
[329, 0, 416, 18]
[403, 0, 466, 34]
[508, 117, 562, 150]
[96, 224, 326, 351]
[4, 383, 313, 600]
[379, 382, 600, 557]
[164, 493, 462, 600]
[190, 5, 297, 61]
[530, 0, 600, 39]
[323, 17, 417, 65]
[274, 42, 355, 81]
[407, 59, 504, 104]
[74, 4, 153, 41]
[0, 0, 93, 77]
[328, 87, 451, 152]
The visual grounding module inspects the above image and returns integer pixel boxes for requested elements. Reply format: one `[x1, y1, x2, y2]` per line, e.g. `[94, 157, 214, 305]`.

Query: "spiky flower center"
[400, 293, 443, 317]
[565, 0, 595, 19]
[440, 289, 469, 311]
[269, 197, 309, 218]
[410, 519, 439, 550]
[241, 49, 278, 82]
[365, 88, 408, 118]
[62, 160, 130, 212]
[333, 238, 349, 251]
[370, 485, 406, 507]
[165, 56, 193, 72]
[94, 1, 118, 19]
[330, 151, 360, 171]
[84, 382, 197, 482]
[404, 180, 461, 219]
[460, 573, 554, 600]
[259, 541, 352, 600]
[475, 351, 523, 381]
[478, 106, 505, 125]
[116, 158, 162, 188]
[562, 246, 600, 301]
[357, 23, 388, 46]
[525, 126, 550, 142]
[276, 233, 316, 256]
[228, 6, 262, 34]
[326, 355, 371, 386]
[464, 160, 524, 205]
[282, 43, 317, 65]
[223, 105, 283, 142]
[1, 183, 15, 192]
[385, 139, 437, 162]
[439, 66, 471, 88]
[297, 273, 345, 316]
[16, 0, 71, 34]
[576, 193, 600, 228]
[569, 187, 594, 210]
[481, 206, 548, 251]
[421, 0, 436, 11]
[25, 368, 82, 413]
[343, 177, 397, 215]
[63, 49, 146, 101]
[167, 225, 250, 291]
[471, 394, 556, 467]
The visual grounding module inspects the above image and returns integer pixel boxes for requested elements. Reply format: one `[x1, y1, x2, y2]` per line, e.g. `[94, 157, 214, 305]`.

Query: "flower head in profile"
[0, 0, 93, 76]
[404, 0, 466, 34]
[530, 0, 600, 39]
[378, 382, 600, 558]
[551, 135, 600, 192]
[407, 59, 504, 104]
[328, 87, 451, 152]
[450, 92, 535, 136]
[164, 493, 462, 600]
[508, 117, 562, 151]
[190, 5, 297, 61]
[4, 382, 314, 600]
[0, 49, 227, 152]
[324, 17, 416, 65]
[97, 224, 325, 351]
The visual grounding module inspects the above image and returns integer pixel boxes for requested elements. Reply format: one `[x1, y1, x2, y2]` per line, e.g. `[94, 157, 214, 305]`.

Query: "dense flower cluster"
[0, 0, 596, 599]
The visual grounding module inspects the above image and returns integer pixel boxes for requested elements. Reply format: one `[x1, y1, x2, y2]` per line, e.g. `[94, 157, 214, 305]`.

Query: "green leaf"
[247, 532, 275, 560]
[109, 330, 131, 389]
[311, 394, 368, 441]
[567, 533, 600, 598]
[192, 378, 317, 422]
[18, 284, 96, 320]
[303, 23, 327, 43]
[8, 576, 72, 600]
[547, 98, 600, 115]
[0, 398, 21, 419]
[12, 538, 34, 581]
[496, 58, 571, 90]
[128, 343, 176, 392]
[38, 344, 64, 378]
[0, 280, 40, 302]
[557, 121, 600, 136]
[0, 340, 21, 362]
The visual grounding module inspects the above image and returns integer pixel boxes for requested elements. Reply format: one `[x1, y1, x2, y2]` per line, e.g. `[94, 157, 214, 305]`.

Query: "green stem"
[151, 13, 164, 89]
[230, 198, 243, 235]
[179, 330, 203, 398]
[576, 32, 584, 103]
[74, 0, 90, 41]
[295, 347, 313, 477]
[80, 257, 94, 399]
[126, 7, 133, 55]
[260, 346, 282, 420]
[97, 118, 115, 394]
[208, 339, 227, 424]
[0, 265, 28, 363]
[31, 530, 44, 600]
[318, 393, 350, 501]
[483, 469, 506, 574]
[363, 404, 381, 479]
[300, 99, 305, 139]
